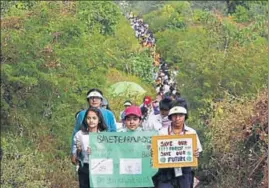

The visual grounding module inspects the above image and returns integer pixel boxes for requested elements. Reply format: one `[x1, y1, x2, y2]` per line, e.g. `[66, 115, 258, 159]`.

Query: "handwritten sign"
[151, 134, 198, 168]
[88, 131, 158, 187]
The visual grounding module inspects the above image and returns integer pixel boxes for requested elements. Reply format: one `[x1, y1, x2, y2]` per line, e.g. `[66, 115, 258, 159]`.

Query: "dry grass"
[1, 16, 24, 30]
[207, 90, 268, 187]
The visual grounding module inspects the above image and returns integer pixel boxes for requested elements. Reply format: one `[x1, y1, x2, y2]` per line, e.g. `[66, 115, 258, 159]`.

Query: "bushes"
[1, 2, 154, 186]
[143, 2, 268, 186]
[198, 90, 268, 187]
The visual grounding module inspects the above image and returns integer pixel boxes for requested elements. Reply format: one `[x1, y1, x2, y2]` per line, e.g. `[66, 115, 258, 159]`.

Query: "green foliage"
[198, 91, 268, 187]
[233, 5, 249, 22]
[145, 3, 267, 111]
[1, 1, 37, 17]
[1, 1, 268, 187]
[127, 50, 153, 83]
[116, 1, 166, 16]
[1, 136, 78, 187]
[1, 1, 154, 186]
[76, 1, 122, 35]
[144, 4, 268, 186]
[190, 1, 227, 14]
[143, 2, 192, 32]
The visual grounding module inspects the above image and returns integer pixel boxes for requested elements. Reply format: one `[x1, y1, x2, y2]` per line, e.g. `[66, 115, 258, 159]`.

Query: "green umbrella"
[109, 81, 146, 96]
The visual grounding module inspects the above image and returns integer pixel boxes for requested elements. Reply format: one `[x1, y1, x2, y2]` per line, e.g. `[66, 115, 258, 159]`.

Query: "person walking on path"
[143, 98, 172, 131]
[72, 107, 107, 188]
[153, 99, 202, 188]
[71, 88, 116, 164]
[118, 105, 144, 132]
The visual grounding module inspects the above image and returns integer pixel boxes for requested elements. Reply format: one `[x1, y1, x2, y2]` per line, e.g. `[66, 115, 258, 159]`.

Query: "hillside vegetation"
[1, 1, 268, 188]
[140, 1, 268, 187]
[1, 2, 154, 187]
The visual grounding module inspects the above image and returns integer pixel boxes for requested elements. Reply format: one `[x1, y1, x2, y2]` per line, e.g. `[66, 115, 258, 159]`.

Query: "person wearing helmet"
[153, 99, 202, 188]
[71, 88, 117, 165]
[118, 105, 143, 132]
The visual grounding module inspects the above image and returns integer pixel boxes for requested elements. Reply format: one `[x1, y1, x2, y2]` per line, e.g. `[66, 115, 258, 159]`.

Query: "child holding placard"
[72, 107, 107, 188]
[118, 105, 156, 188]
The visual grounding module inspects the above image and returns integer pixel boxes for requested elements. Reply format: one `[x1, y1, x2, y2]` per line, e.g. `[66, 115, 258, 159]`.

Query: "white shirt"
[73, 130, 90, 164]
[155, 86, 160, 93]
[163, 84, 170, 94]
[143, 114, 170, 131]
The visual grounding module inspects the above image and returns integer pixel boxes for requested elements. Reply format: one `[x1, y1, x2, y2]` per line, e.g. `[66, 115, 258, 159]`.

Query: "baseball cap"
[124, 106, 142, 118]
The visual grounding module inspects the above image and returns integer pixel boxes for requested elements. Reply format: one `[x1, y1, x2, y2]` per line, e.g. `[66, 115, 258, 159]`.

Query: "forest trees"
[143, 1, 267, 110]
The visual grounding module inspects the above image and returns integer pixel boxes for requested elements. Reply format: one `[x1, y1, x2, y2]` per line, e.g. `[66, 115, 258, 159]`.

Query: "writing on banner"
[88, 131, 158, 188]
[151, 134, 198, 168]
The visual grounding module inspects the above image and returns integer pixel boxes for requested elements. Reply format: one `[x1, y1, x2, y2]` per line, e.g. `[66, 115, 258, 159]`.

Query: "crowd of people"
[128, 12, 155, 48]
[70, 13, 202, 188]
[71, 88, 202, 188]
[127, 12, 181, 102]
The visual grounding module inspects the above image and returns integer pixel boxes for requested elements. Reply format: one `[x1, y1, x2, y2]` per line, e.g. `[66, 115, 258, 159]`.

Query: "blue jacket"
[71, 108, 116, 153]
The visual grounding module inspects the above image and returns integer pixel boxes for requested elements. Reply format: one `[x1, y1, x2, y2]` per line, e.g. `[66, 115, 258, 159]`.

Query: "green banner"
[89, 131, 158, 187]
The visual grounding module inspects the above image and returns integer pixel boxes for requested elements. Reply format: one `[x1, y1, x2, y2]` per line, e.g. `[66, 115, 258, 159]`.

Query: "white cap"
[124, 101, 132, 106]
[87, 91, 103, 99]
[168, 106, 187, 116]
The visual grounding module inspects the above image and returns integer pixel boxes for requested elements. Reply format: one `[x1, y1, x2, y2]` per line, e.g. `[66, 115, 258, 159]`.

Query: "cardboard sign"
[88, 131, 158, 187]
[151, 134, 198, 168]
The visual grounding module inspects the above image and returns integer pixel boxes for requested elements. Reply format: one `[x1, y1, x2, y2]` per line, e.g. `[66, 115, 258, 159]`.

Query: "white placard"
[120, 158, 142, 174]
[157, 138, 193, 164]
[90, 158, 113, 174]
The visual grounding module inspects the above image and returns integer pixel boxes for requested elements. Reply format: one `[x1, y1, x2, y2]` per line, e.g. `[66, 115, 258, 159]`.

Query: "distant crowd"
[127, 12, 181, 104]
[128, 12, 155, 48]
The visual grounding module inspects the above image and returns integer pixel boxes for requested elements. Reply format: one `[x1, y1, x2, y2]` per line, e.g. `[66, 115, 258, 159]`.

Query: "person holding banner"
[72, 107, 107, 188]
[153, 99, 202, 188]
[118, 105, 155, 188]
